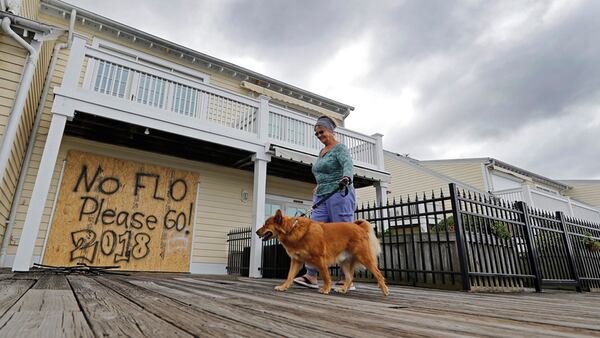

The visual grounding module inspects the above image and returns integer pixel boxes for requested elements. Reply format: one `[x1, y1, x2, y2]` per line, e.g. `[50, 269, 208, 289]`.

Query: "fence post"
[515, 201, 542, 292]
[556, 211, 582, 292]
[449, 183, 471, 292]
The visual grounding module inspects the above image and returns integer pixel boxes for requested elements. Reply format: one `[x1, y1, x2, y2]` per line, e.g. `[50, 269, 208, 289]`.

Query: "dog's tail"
[355, 220, 381, 259]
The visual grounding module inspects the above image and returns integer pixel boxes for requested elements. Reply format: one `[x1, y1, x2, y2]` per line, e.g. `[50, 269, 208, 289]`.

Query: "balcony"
[54, 39, 383, 172]
[493, 186, 600, 222]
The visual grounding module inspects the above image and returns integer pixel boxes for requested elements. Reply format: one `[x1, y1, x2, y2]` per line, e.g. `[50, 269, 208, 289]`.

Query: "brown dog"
[256, 210, 389, 296]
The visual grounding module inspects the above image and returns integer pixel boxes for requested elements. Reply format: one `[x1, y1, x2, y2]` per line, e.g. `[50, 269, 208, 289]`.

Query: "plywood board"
[43, 150, 198, 272]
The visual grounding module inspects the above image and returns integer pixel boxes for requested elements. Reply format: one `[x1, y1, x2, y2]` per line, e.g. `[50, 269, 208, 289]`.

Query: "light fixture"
[144, 128, 150, 135]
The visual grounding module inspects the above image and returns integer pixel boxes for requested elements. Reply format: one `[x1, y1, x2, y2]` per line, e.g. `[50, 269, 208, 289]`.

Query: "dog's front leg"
[275, 259, 303, 292]
[316, 260, 331, 294]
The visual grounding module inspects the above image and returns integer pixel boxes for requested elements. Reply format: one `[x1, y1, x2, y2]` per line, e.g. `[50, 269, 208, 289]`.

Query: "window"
[265, 196, 310, 220]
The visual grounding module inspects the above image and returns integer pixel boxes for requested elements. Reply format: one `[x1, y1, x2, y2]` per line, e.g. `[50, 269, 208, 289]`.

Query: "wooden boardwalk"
[0, 270, 598, 337]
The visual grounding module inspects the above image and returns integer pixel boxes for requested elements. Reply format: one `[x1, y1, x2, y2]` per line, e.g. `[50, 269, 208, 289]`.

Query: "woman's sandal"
[293, 276, 319, 289]
[334, 280, 356, 291]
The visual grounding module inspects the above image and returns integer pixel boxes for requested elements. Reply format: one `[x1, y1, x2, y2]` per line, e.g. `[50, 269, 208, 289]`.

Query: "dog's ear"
[274, 209, 283, 225]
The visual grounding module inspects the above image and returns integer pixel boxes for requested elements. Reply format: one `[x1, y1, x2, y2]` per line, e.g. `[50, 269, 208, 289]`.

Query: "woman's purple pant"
[305, 188, 356, 277]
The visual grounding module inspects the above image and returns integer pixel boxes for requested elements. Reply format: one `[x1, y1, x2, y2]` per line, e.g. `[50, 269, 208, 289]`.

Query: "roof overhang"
[272, 146, 391, 187]
[488, 159, 570, 191]
[0, 10, 65, 39]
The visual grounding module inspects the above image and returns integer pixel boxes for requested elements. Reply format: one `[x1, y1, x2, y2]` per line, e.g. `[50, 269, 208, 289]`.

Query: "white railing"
[79, 46, 382, 169]
[493, 186, 600, 222]
[493, 188, 524, 204]
[268, 106, 379, 168]
[83, 48, 260, 135]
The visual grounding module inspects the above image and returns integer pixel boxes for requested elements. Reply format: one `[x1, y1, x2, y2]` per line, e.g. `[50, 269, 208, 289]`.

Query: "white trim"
[188, 182, 201, 272]
[52, 88, 265, 153]
[91, 37, 211, 84]
[481, 163, 491, 192]
[13, 114, 68, 271]
[60, 35, 87, 90]
[249, 155, 269, 278]
[265, 194, 311, 206]
[189, 262, 227, 274]
[534, 185, 559, 195]
[39, 159, 67, 263]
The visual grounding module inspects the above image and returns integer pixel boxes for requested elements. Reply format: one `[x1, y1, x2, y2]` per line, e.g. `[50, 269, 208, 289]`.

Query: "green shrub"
[431, 216, 455, 233]
[491, 221, 511, 240]
[582, 232, 600, 252]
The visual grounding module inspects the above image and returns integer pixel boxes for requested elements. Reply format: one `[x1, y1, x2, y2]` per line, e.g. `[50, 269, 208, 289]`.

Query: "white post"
[60, 35, 87, 91]
[374, 181, 390, 231]
[12, 113, 68, 271]
[372, 133, 384, 171]
[565, 196, 575, 217]
[374, 181, 389, 206]
[522, 184, 534, 206]
[257, 95, 270, 141]
[249, 152, 271, 278]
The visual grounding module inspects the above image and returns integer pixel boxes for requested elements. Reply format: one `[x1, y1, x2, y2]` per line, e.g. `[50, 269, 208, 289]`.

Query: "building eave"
[488, 158, 570, 191]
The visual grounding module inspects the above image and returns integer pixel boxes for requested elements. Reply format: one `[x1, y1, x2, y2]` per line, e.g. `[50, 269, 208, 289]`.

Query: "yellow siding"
[20, 0, 41, 21]
[356, 153, 450, 206]
[0, 32, 53, 251]
[564, 182, 600, 208]
[420, 161, 485, 191]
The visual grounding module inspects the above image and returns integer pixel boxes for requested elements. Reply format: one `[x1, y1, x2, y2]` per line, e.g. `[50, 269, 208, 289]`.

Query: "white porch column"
[374, 181, 390, 231]
[374, 181, 389, 206]
[257, 94, 270, 140]
[12, 113, 68, 271]
[372, 133, 385, 171]
[249, 152, 271, 278]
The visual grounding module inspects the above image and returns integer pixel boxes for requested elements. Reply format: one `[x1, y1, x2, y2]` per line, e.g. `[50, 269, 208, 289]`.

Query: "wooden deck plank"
[95, 276, 283, 337]
[0, 275, 93, 338]
[0, 312, 93, 338]
[241, 278, 600, 327]
[0, 271, 598, 337]
[126, 279, 352, 338]
[32, 274, 71, 290]
[68, 275, 193, 338]
[0, 279, 35, 316]
[159, 277, 479, 337]
[169, 277, 600, 337]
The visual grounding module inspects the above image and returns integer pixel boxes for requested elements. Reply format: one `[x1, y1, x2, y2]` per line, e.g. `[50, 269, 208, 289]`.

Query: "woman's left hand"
[339, 176, 351, 189]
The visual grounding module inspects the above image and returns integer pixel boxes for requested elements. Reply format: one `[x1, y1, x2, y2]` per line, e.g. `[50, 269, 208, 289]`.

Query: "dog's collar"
[287, 217, 300, 235]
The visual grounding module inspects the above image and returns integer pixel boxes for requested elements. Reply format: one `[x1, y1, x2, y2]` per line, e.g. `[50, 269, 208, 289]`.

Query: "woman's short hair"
[314, 115, 337, 131]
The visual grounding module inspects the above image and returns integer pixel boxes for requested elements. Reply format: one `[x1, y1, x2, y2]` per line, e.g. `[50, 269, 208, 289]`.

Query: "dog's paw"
[334, 287, 347, 294]
[381, 285, 390, 296]
[275, 285, 289, 292]
[318, 287, 330, 294]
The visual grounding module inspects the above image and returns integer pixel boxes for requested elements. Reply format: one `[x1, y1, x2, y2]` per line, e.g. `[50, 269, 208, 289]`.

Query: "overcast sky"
[67, 0, 600, 180]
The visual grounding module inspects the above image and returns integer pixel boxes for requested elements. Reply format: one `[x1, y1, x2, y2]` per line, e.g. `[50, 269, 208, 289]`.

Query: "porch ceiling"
[64, 112, 380, 187]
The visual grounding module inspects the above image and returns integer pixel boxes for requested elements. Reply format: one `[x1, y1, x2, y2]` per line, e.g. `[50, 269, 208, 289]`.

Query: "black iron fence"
[226, 183, 600, 292]
[226, 227, 252, 276]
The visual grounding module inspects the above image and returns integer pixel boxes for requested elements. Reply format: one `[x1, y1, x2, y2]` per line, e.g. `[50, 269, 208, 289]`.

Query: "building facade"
[357, 152, 600, 222]
[0, 0, 390, 274]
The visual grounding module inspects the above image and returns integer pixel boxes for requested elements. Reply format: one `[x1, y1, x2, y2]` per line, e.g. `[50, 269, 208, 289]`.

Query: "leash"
[298, 180, 351, 218]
